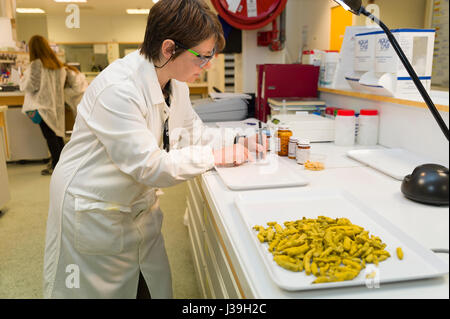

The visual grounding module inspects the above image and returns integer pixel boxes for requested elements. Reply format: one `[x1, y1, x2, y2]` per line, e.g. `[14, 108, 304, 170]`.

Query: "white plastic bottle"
[334, 109, 356, 146]
[357, 109, 379, 145]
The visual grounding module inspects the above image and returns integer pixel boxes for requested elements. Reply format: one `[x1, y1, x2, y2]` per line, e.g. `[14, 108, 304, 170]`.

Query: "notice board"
[431, 0, 449, 88]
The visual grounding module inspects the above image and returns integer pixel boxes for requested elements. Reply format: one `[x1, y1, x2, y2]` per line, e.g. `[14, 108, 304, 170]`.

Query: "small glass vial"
[265, 130, 271, 152]
[277, 125, 293, 157]
[288, 137, 298, 159]
[296, 139, 311, 165]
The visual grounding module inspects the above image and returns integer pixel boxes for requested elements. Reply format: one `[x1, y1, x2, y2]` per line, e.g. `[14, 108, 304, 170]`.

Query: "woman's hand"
[213, 143, 254, 167]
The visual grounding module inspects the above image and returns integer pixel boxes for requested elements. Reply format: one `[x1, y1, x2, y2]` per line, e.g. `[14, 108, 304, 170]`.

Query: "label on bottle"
[288, 141, 297, 158]
[296, 148, 311, 165]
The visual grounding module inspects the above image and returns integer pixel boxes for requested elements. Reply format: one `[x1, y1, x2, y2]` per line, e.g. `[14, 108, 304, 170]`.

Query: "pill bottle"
[296, 139, 311, 165]
[334, 109, 356, 146]
[277, 125, 293, 157]
[357, 109, 379, 146]
[288, 137, 298, 159]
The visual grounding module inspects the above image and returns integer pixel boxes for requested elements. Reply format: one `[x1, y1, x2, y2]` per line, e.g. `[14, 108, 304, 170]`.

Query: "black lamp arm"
[361, 7, 449, 142]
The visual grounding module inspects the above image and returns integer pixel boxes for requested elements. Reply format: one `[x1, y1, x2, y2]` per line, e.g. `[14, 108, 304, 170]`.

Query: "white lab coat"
[43, 50, 235, 298]
[20, 59, 67, 137]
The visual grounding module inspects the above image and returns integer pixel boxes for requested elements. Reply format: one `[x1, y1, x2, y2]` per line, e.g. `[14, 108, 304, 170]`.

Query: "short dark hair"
[140, 0, 225, 63]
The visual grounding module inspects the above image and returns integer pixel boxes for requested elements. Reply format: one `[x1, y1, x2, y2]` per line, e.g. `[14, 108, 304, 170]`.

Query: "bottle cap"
[337, 109, 355, 116]
[278, 125, 290, 130]
[360, 109, 378, 116]
[297, 139, 310, 145]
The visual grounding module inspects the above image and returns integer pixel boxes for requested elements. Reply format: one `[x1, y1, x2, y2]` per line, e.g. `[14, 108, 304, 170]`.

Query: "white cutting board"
[215, 154, 309, 190]
[234, 188, 449, 291]
[347, 148, 434, 181]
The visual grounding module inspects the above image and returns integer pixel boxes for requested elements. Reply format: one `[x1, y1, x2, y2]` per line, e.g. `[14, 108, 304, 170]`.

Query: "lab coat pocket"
[74, 197, 131, 255]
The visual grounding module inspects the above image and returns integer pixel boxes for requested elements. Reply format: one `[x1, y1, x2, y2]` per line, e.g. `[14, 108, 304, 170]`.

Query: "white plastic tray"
[346, 148, 434, 180]
[234, 188, 448, 291]
[215, 154, 309, 190]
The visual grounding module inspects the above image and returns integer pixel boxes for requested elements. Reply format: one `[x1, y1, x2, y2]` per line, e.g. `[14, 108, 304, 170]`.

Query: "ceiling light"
[53, 0, 87, 2]
[16, 8, 46, 14]
[126, 9, 150, 15]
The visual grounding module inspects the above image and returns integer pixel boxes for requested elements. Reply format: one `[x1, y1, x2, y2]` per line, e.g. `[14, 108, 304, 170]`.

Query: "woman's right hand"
[213, 143, 254, 167]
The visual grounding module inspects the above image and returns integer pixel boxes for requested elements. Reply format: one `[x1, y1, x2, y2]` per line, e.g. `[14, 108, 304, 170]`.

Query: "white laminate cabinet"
[186, 177, 243, 299]
[4, 107, 49, 161]
[0, 128, 10, 211]
[186, 202, 207, 298]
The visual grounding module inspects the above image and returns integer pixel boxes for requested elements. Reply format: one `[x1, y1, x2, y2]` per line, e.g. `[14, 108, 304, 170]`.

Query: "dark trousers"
[39, 120, 65, 169]
[137, 271, 151, 299]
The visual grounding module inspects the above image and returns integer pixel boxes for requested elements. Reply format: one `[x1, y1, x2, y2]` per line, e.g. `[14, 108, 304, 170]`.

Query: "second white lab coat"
[43, 50, 235, 298]
[64, 69, 89, 117]
[20, 59, 67, 137]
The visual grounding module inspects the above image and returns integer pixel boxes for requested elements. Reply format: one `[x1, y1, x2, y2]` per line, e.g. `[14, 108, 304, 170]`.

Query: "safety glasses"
[173, 40, 216, 68]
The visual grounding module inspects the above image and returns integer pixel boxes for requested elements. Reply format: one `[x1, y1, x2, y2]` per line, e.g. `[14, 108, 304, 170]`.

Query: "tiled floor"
[0, 162, 200, 299]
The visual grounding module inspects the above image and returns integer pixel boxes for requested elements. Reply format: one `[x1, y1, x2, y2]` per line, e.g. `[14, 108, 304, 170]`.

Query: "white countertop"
[200, 143, 449, 298]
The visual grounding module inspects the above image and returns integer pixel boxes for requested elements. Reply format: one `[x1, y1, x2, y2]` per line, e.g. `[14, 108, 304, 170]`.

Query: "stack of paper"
[209, 92, 252, 101]
[268, 97, 326, 113]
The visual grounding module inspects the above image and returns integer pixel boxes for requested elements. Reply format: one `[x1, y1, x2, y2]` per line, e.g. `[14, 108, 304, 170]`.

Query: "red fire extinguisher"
[211, 0, 288, 31]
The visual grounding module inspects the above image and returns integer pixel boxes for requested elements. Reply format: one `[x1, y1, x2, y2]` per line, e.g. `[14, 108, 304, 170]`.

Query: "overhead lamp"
[333, 0, 449, 206]
[126, 9, 150, 15]
[333, 0, 362, 14]
[16, 8, 46, 14]
[53, 0, 87, 2]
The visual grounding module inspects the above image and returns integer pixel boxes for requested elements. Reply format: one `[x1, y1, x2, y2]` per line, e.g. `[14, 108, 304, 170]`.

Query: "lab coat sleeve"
[82, 84, 215, 188]
[19, 60, 42, 93]
[177, 97, 237, 150]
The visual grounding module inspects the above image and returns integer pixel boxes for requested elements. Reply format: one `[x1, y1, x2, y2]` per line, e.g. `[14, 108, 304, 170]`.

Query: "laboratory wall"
[242, 0, 336, 93]
[354, 0, 428, 29]
[14, 0, 433, 94]
[16, 14, 147, 44]
[285, 0, 335, 62]
[16, 15, 48, 43]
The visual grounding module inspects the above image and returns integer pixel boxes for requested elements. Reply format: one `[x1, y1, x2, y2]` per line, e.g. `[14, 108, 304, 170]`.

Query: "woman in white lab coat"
[43, 0, 261, 299]
[20, 35, 66, 175]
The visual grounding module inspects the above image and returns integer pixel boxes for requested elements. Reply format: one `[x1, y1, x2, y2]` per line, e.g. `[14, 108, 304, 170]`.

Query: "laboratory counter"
[0, 91, 25, 106]
[185, 142, 449, 299]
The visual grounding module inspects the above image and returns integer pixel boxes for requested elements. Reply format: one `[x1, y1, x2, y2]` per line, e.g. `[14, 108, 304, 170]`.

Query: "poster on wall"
[431, 0, 449, 88]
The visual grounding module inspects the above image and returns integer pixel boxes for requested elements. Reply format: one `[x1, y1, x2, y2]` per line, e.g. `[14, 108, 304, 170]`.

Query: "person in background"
[43, 0, 264, 299]
[64, 64, 88, 118]
[20, 35, 66, 176]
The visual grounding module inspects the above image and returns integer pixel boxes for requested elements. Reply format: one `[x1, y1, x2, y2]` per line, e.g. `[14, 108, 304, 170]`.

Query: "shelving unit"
[205, 53, 242, 94]
[318, 87, 449, 112]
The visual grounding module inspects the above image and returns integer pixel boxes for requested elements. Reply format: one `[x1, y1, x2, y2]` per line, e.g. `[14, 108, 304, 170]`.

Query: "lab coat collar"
[133, 51, 166, 106]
